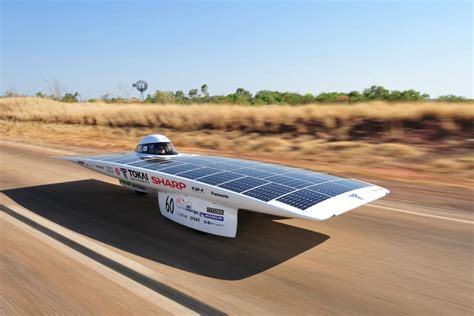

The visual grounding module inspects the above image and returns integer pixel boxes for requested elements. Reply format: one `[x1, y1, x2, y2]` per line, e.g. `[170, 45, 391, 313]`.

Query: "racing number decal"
[165, 196, 174, 214]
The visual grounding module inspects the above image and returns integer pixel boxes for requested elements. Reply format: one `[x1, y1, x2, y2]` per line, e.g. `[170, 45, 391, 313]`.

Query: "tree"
[200, 84, 209, 98]
[36, 91, 45, 98]
[154, 90, 176, 104]
[188, 89, 199, 99]
[62, 91, 79, 103]
[4, 89, 18, 97]
[437, 95, 465, 102]
[363, 85, 390, 100]
[232, 87, 252, 104]
[315, 92, 344, 103]
[101, 93, 112, 101]
[175, 90, 185, 99]
[348, 90, 364, 102]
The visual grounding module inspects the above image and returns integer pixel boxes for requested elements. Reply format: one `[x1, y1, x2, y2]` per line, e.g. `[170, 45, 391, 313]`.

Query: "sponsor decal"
[192, 186, 204, 193]
[95, 165, 104, 169]
[203, 220, 224, 227]
[185, 208, 199, 215]
[119, 168, 149, 184]
[105, 166, 114, 174]
[199, 212, 224, 221]
[176, 197, 193, 211]
[207, 207, 224, 215]
[77, 161, 84, 165]
[349, 193, 364, 200]
[151, 176, 186, 190]
[115, 168, 121, 176]
[190, 216, 200, 222]
[177, 212, 188, 219]
[211, 191, 229, 199]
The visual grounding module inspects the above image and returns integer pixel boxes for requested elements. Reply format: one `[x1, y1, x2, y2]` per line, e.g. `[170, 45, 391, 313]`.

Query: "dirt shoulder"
[2, 121, 472, 193]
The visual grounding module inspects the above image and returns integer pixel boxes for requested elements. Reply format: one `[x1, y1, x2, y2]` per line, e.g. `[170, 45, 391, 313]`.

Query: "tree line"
[140, 85, 468, 104]
[3, 85, 469, 104]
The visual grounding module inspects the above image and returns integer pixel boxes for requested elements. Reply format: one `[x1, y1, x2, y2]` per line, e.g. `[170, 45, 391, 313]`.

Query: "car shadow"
[2, 179, 329, 280]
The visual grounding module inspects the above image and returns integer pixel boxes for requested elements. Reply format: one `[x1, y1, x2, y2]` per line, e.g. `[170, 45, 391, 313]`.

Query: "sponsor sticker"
[203, 220, 224, 227]
[95, 165, 104, 169]
[199, 212, 224, 221]
[349, 193, 364, 200]
[105, 166, 114, 174]
[77, 161, 84, 165]
[192, 186, 204, 193]
[151, 176, 186, 190]
[119, 168, 150, 184]
[207, 207, 224, 215]
[190, 216, 200, 222]
[176, 197, 193, 211]
[211, 191, 229, 199]
[115, 168, 121, 176]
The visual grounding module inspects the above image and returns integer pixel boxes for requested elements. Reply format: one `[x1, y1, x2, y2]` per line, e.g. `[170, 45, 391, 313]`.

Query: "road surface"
[1, 141, 473, 314]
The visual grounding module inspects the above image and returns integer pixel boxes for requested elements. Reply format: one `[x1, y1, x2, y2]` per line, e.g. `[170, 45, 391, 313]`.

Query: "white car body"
[61, 134, 389, 237]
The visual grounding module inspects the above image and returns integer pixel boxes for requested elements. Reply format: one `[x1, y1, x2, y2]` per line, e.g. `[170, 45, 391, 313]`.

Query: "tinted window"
[136, 142, 178, 155]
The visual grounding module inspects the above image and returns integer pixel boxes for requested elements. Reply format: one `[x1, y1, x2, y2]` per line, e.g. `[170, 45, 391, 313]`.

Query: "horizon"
[1, 0, 472, 99]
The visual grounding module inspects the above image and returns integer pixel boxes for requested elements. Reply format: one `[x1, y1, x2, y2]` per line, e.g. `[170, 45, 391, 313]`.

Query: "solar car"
[61, 134, 389, 237]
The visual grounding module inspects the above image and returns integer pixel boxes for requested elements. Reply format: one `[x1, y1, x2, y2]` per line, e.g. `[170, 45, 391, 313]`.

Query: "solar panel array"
[90, 153, 372, 210]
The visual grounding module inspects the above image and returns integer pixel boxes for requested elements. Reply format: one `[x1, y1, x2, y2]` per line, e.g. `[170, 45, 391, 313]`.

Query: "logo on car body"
[151, 176, 186, 190]
[349, 193, 364, 200]
[207, 207, 224, 215]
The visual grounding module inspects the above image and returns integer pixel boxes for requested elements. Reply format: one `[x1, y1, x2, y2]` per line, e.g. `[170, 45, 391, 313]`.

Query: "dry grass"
[1, 97, 473, 142]
[1, 97, 473, 187]
[2, 120, 473, 188]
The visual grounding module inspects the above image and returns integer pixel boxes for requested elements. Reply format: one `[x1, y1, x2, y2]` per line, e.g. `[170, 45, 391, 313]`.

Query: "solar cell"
[142, 161, 180, 170]
[285, 172, 335, 184]
[264, 175, 312, 189]
[311, 174, 341, 181]
[233, 168, 275, 179]
[256, 165, 289, 174]
[102, 154, 140, 162]
[159, 163, 201, 175]
[277, 189, 331, 210]
[196, 172, 244, 185]
[178, 158, 211, 165]
[113, 156, 148, 164]
[243, 183, 295, 202]
[127, 159, 162, 168]
[218, 177, 268, 193]
[200, 162, 241, 171]
[201, 156, 232, 163]
[224, 160, 260, 168]
[306, 181, 353, 196]
[177, 167, 220, 179]
[337, 179, 371, 190]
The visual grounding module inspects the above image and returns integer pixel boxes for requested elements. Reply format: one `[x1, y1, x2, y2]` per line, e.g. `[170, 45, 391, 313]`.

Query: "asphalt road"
[1, 141, 473, 315]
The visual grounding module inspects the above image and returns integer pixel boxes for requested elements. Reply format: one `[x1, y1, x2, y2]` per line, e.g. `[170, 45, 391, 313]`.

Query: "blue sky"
[1, 0, 472, 99]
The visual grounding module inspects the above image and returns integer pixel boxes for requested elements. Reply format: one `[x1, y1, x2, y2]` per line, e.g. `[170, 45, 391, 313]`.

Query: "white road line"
[367, 204, 473, 224]
[1, 204, 197, 315]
